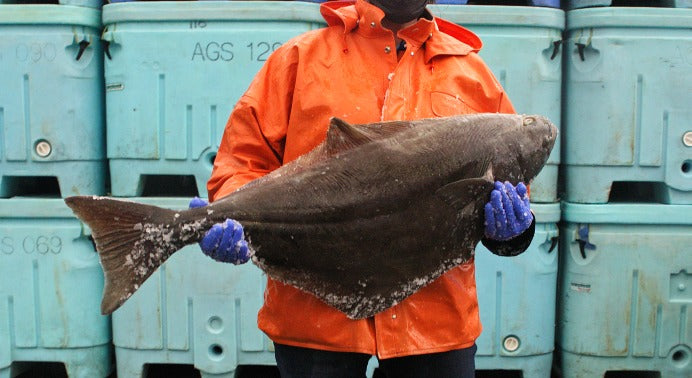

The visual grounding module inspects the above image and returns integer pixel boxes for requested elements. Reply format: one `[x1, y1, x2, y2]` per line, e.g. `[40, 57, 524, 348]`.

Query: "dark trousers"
[274, 343, 477, 378]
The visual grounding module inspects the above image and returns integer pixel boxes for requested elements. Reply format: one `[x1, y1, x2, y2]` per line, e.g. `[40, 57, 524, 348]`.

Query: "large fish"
[65, 113, 557, 319]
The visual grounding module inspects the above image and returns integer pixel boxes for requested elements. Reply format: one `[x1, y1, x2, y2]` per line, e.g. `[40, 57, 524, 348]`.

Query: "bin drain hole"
[682, 161, 691, 174]
[209, 344, 224, 360]
[673, 350, 685, 361]
[670, 346, 690, 368]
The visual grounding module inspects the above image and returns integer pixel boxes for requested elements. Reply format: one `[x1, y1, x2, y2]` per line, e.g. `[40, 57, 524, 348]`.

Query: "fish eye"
[522, 117, 535, 126]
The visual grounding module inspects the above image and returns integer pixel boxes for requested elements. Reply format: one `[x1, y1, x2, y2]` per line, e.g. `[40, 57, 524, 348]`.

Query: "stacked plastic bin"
[104, 1, 324, 198]
[0, 4, 111, 378]
[474, 204, 560, 376]
[0, 6, 106, 197]
[434, 0, 561, 7]
[111, 199, 274, 378]
[566, 0, 691, 9]
[0, 199, 111, 378]
[429, 4, 564, 377]
[559, 4, 692, 378]
[431, 4, 564, 203]
[0, 0, 102, 7]
[102, 2, 325, 376]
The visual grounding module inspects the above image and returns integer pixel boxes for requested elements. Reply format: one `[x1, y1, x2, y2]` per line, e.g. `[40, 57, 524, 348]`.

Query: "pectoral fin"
[436, 164, 494, 215]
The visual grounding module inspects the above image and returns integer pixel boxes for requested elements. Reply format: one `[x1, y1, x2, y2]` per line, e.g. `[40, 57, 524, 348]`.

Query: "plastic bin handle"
[103, 41, 112, 60]
[101, 27, 118, 60]
[575, 43, 586, 62]
[544, 227, 559, 253]
[548, 236, 558, 253]
[70, 29, 95, 61]
[575, 225, 596, 259]
[76, 40, 90, 61]
[550, 40, 564, 61]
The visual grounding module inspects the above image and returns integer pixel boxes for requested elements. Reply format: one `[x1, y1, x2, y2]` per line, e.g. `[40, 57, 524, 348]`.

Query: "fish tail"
[65, 196, 198, 314]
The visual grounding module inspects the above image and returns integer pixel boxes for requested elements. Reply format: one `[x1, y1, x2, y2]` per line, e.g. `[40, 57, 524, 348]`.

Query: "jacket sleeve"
[207, 43, 299, 202]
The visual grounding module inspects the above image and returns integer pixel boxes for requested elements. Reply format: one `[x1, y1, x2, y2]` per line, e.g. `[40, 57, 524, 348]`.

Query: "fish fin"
[326, 117, 415, 155]
[436, 163, 495, 215]
[325, 117, 374, 155]
[356, 118, 415, 138]
[64, 196, 188, 314]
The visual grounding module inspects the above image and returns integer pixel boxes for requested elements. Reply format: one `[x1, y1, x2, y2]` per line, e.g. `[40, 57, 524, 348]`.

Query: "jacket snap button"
[370, 22, 376, 28]
[384, 46, 391, 54]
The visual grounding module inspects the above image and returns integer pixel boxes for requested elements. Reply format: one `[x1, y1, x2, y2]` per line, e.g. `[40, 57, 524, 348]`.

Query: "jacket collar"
[320, 0, 482, 62]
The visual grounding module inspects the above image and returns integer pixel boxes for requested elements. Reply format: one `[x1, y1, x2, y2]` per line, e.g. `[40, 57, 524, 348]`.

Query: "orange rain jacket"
[208, 0, 516, 359]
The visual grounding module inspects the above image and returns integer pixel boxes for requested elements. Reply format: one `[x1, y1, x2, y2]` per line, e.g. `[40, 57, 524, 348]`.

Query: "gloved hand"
[189, 197, 250, 265]
[484, 181, 533, 241]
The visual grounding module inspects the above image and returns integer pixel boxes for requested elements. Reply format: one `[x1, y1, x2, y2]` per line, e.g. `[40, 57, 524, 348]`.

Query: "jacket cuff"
[480, 214, 536, 257]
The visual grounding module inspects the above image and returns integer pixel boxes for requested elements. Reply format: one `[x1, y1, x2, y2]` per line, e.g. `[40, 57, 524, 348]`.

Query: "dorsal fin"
[291, 117, 417, 169]
[325, 117, 415, 155]
[325, 117, 373, 155]
[367, 119, 417, 137]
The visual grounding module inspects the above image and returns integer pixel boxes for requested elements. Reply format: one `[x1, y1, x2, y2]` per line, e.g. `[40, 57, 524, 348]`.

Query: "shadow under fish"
[65, 113, 557, 319]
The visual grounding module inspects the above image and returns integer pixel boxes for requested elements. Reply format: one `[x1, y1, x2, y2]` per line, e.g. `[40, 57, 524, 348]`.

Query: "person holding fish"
[193, 0, 535, 376]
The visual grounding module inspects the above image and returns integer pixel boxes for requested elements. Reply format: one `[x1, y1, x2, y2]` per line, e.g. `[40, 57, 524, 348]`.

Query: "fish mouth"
[547, 120, 558, 140]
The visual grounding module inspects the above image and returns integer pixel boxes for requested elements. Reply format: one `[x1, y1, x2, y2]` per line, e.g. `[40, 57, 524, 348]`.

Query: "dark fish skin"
[65, 113, 557, 318]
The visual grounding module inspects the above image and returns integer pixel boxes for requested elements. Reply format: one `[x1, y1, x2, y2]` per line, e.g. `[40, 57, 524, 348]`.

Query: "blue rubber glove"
[484, 181, 533, 241]
[189, 197, 250, 265]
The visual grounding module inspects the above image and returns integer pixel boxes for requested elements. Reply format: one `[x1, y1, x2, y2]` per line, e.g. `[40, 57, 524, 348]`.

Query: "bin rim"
[0, 4, 101, 27]
[0, 197, 202, 218]
[428, 4, 565, 30]
[566, 7, 692, 30]
[561, 202, 692, 225]
[532, 202, 562, 223]
[103, 1, 325, 24]
[0, 197, 83, 218]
